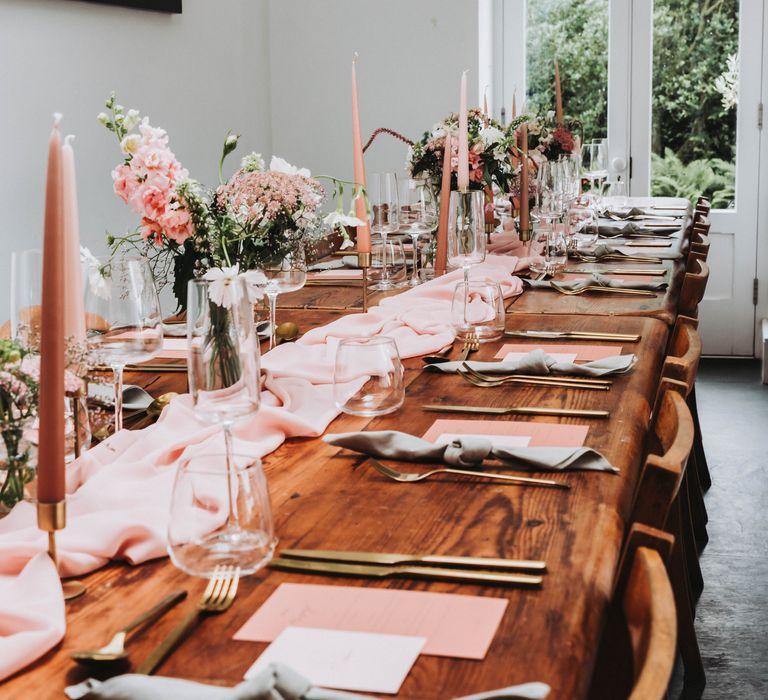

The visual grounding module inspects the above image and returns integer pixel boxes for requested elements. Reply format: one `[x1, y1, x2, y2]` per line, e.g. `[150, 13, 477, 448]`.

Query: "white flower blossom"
[123, 109, 140, 131]
[714, 53, 739, 110]
[269, 155, 311, 178]
[96, 112, 110, 126]
[480, 126, 504, 146]
[323, 211, 366, 229]
[81, 247, 110, 300]
[241, 152, 265, 172]
[203, 265, 241, 308]
[120, 134, 141, 155]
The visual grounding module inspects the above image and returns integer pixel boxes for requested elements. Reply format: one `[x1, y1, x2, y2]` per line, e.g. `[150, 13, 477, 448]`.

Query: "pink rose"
[112, 164, 134, 203]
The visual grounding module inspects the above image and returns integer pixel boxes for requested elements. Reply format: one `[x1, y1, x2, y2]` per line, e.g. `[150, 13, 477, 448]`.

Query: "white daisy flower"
[203, 264, 241, 308]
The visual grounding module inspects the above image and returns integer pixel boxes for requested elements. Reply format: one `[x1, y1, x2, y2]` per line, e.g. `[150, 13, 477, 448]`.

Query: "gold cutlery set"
[270, 548, 546, 587]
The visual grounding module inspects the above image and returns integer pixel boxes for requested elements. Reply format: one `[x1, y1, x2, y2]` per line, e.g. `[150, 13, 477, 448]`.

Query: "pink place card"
[422, 419, 588, 448]
[494, 343, 622, 362]
[233, 583, 508, 660]
[307, 269, 363, 280]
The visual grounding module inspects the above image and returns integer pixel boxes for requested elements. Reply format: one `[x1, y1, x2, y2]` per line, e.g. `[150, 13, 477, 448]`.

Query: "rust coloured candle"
[520, 124, 529, 234]
[38, 115, 66, 504]
[435, 133, 452, 276]
[61, 136, 86, 344]
[555, 62, 564, 127]
[351, 57, 371, 253]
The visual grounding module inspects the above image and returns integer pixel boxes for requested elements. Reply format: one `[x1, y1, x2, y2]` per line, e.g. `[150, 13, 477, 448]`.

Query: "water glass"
[451, 280, 505, 342]
[333, 337, 404, 416]
[260, 246, 307, 349]
[399, 179, 437, 286]
[567, 205, 600, 249]
[10, 249, 43, 347]
[370, 238, 407, 289]
[168, 453, 276, 577]
[528, 223, 568, 275]
[448, 190, 486, 283]
[84, 256, 163, 431]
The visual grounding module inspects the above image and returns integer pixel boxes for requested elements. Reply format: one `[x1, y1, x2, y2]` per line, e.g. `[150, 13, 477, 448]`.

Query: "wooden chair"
[640, 382, 705, 699]
[588, 524, 677, 700]
[677, 258, 709, 318]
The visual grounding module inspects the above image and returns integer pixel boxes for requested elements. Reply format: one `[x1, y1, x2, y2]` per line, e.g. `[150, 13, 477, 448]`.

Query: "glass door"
[631, 0, 762, 355]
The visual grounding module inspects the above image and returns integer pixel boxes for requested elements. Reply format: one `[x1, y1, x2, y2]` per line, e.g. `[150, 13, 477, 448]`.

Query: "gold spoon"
[70, 591, 186, 665]
[96, 393, 179, 439]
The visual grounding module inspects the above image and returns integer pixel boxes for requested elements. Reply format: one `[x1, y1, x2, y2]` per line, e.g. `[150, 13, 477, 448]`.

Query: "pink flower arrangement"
[111, 119, 193, 246]
[216, 168, 323, 230]
[18, 355, 82, 394]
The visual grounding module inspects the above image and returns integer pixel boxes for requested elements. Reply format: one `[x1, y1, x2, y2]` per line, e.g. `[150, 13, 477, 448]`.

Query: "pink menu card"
[422, 419, 588, 448]
[233, 583, 508, 659]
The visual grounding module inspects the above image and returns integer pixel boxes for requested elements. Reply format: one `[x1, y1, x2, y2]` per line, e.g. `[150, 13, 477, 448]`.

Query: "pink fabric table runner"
[0, 255, 524, 681]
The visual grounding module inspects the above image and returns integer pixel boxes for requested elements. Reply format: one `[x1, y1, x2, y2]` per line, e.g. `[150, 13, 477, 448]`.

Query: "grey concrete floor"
[691, 359, 768, 698]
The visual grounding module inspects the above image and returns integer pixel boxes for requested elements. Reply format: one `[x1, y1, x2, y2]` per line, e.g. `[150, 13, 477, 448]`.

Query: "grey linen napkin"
[597, 222, 677, 238]
[427, 348, 636, 377]
[65, 664, 372, 700]
[324, 430, 618, 473]
[580, 244, 683, 261]
[65, 667, 550, 700]
[524, 273, 668, 292]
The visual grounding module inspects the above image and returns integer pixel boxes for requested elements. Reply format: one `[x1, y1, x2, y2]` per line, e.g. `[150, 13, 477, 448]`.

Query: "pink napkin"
[0, 255, 526, 681]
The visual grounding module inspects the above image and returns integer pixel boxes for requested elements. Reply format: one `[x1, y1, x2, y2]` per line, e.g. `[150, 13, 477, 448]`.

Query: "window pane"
[526, 0, 609, 141]
[651, 0, 739, 208]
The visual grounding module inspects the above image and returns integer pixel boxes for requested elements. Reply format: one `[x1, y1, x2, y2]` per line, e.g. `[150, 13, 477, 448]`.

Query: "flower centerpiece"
[407, 109, 516, 193]
[98, 93, 362, 311]
[0, 340, 84, 513]
[508, 111, 580, 163]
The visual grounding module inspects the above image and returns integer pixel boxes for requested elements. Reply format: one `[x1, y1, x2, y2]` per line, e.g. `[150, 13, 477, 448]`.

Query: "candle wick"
[353, 51, 359, 62]
[64, 134, 76, 147]
[53, 112, 63, 126]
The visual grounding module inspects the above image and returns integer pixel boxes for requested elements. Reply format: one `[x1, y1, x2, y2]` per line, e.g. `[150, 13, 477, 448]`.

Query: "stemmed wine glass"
[247, 246, 307, 350]
[177, 276, 274, 576]
[84, 256, 163, 432]
[369, 172, 400, 291]
[447, 190, 486, 284]
[399, 179, 437, 286]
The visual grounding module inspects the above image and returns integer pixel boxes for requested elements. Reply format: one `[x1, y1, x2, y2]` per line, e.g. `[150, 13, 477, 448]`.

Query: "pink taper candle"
[351, 56, 371, 253]
[555, 61, 564, 127]
[520, 124, 529, 233]
[457, 70, 469, 192]
[38, 115, 66, 504]
[61, 136, 86, 344]
[511, 91, 517, 120]
[435, 133, 452, 276]
[483, 86, 489, 117]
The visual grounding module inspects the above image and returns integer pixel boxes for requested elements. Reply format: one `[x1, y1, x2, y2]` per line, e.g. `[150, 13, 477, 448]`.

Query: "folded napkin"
[65, 665, 551, 700]
[324, 430, 618, 472]
[65, 663, 370, 700]
[578, 244, 683, 261]
[600, 206, 647, 219]
[597, 223, 677, 238]
[524, 273, 668, 292]
[426, 348, 635, 377]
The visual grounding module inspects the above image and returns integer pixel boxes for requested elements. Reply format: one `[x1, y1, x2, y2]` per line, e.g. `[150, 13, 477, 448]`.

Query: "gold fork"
[461, 363, 611, 388]
[457, 331, 480, 362]
[550, 282, 656, 297]
[135, 565, 240, 675]
[458, 370, 610, 391]
[369, 459, 569, 490]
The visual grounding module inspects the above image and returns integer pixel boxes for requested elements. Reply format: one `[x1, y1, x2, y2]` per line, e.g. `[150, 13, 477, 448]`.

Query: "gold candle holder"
[37, 500, 86, 601]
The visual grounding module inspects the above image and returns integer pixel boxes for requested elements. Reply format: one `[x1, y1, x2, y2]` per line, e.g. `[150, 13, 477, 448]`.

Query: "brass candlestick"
[358, 251, 371, 313]
[37, 500, 86, 601]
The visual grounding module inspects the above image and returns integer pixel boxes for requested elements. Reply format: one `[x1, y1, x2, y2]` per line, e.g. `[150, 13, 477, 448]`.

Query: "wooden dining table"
[4, 289, 675, 699]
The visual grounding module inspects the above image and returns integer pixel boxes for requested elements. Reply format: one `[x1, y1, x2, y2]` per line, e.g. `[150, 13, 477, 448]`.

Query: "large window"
[651, 0, 739, 208]
[526, 0, 609, 142]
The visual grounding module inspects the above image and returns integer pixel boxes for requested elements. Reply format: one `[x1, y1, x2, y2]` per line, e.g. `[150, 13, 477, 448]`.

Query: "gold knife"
[423, 404, 609, 418]
[563, 268, 666, 276]
[504, 330, 640, 342]
[269, 558, 543, 586]
[280, 549, 546, 572]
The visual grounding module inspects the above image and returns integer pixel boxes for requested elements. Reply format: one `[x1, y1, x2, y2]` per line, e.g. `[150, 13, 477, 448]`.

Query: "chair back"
[633, 386, 695, 530]
[624, 542, 677, 700]
[690, 231, 710, 261]
[663, 317, 702, 391]
[678, 258, 709, 317]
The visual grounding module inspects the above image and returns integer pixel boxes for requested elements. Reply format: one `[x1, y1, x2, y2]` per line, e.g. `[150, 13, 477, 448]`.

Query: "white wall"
[268, 0, 479, 184]
[0, 0, 478, 317]
[0, 0, 271, 316]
